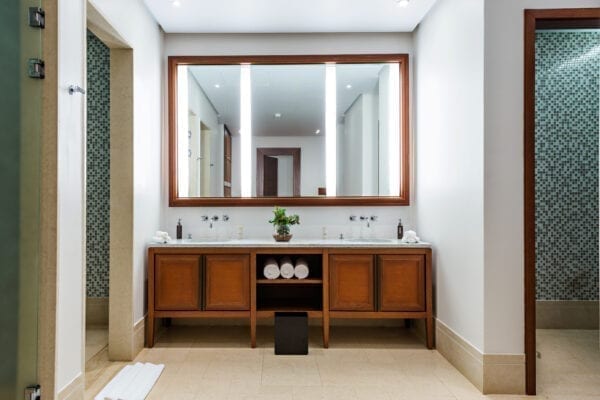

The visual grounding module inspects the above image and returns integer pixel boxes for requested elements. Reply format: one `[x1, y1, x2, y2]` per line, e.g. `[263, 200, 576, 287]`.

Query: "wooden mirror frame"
[168, 54, 410, 206]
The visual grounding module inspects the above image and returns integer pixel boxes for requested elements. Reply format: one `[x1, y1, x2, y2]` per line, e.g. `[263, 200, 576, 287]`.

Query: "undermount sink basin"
[344, 238, 394, 243]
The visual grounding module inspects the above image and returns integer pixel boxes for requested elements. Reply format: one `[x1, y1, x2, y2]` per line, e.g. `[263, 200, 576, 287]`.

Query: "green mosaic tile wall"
[86, 30, 110, 298]
[535, 30, 599, 300]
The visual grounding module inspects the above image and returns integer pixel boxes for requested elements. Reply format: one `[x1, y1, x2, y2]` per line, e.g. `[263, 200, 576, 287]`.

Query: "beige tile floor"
[85, 326, 108, 363]
[84, 326, 599, 400]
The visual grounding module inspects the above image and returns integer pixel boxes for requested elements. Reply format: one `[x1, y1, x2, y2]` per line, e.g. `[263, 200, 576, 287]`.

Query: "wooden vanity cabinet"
[329, 255, 375, 311]
[148, 246, 432, 349]
[378, 255, 425, 312]
[155, 255, 201, 310]
[204, 254, 250, 310]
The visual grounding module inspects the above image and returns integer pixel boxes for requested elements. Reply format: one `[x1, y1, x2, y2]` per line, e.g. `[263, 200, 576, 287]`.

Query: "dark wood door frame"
[523, 8, 600, 396]
[256, 147, 301, 197]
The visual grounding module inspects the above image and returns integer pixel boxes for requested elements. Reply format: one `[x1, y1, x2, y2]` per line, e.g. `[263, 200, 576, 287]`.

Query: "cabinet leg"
[146, 316, 155, 348]
[251, 321, 256, 348]
[323, 321, 329, 348]
[426, 316, 434, 349]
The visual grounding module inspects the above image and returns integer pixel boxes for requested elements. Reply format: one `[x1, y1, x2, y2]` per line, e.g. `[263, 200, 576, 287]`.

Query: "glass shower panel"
[0, 0, 42, 398]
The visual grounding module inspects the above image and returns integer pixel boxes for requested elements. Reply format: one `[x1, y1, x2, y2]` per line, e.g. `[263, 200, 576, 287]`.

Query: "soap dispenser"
[176, 218, 183, 240]
[397, 219, 404, 240]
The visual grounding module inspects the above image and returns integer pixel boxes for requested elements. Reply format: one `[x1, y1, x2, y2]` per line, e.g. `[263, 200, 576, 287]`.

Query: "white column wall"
[414, 0, 485, 351]
[55, 0, 86, 392]
[88, 0, 163, 324]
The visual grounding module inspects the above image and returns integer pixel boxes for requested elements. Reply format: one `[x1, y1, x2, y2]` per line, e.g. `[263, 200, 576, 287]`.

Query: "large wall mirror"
[169, 55, 409, 206]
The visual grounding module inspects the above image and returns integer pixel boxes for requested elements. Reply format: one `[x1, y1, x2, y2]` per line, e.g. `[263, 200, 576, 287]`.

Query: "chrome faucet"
[210, 215, 219, 229]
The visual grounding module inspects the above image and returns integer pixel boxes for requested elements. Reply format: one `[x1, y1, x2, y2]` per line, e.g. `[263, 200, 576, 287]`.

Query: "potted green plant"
[269, 206, 300, 242]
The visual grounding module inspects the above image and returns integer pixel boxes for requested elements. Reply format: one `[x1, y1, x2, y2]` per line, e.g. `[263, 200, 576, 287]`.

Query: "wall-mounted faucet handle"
[349, 215, 357, 222]
[222, 215, 230, 222]
[200, 215, 209, 222]
[370, 216, 378, 222]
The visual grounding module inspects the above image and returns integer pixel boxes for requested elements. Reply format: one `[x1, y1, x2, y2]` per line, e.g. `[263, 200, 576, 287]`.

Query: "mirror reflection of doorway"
[256, 148, 300, 197]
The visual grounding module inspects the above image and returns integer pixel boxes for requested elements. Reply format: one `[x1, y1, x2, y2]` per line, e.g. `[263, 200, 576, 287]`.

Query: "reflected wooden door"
[263, 155, 278, 196]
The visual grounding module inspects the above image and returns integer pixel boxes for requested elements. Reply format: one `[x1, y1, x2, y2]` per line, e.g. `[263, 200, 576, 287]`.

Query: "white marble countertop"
[148, 238, 430, 248]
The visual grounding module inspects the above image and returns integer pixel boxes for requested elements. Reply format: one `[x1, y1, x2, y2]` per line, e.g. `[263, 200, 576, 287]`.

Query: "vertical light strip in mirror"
[240, 64, 252, 197]
[388, 63, 400, 196]
[177, 65, 190, 197]
[325, 63, 337, 197]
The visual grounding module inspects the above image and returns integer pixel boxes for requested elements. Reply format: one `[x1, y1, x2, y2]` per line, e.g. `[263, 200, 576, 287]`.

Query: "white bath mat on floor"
[94, 362, 164, 400]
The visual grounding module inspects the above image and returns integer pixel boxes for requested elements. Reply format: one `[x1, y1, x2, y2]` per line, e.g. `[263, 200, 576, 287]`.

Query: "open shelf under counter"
[256, 309, 323, 318]
[256, 278, 323, 285]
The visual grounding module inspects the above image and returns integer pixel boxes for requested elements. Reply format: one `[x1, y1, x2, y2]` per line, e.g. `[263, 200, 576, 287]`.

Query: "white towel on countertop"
[279, 256, 294, 279]
[294, 258, 309, 279]
[401, 230, 420, 243]
[263, 257, 280, 279]
[152, 231, 171, 243]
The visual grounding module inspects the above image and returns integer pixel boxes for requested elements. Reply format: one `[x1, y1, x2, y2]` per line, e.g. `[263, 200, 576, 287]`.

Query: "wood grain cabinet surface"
[147, 246, 432, 349]
[329, 255, 375, 311]
[155, 255, 201, 310]
[378, 255, 425, 312]
[204, 254, 250, 311]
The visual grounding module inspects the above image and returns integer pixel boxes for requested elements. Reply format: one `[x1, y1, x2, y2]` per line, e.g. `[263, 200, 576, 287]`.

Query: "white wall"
[483, 0, 600, 354]
[88, 0, 163, 324]
[163, 33, 414, 239]
[414, 0, 485, 351]
[187, 72, 222, 197]
[55, 0, 86, 392]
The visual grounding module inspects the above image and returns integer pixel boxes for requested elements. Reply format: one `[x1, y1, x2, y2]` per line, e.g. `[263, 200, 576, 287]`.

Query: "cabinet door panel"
[329, 255, 375, 311]
[204, 255, 250, 310]
[155, 255, 201, 310]
[378, 255, 425, 311]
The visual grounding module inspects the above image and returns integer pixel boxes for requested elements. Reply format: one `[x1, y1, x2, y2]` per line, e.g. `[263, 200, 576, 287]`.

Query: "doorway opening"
[256, 147, 301, 196]
[524, 8, 600, 396]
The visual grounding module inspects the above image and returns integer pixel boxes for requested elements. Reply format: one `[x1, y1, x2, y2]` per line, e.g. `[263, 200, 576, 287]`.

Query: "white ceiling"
[144, 0, 436, 33]
[189, 64, 387, 136]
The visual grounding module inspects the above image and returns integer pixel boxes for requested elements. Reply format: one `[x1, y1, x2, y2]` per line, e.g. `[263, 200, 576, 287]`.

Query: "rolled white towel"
[152, 231, 171, 243]
[279, 256, 295, 279]
[294, 257, 310, 279]
[263, 257, 280, 280]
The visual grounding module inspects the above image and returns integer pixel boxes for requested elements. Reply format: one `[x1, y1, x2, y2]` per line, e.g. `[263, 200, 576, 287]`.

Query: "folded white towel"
[401, 230, 420, 243]
[280, 256, 294, 279]
[294, 257, 309, 279]
[263, 257, 280, 279]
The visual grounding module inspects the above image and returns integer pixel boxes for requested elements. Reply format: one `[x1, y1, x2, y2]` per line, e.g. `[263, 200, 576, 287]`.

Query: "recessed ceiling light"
[214, 83, 220, 88]
[315, 129, 321, 135]
[274, 113, 282, 118]
[172, 0, 181, 7]
[396, 0, 409, 8]
[346, 84, 352, 89]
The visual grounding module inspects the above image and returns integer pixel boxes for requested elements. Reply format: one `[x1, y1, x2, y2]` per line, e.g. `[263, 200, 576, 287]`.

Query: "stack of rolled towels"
[152, 230, 171, 243]
[263, 257, 310, 280]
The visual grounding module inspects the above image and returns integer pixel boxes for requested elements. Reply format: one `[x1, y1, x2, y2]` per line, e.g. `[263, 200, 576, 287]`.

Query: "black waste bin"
[274, 312, 308, 355]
